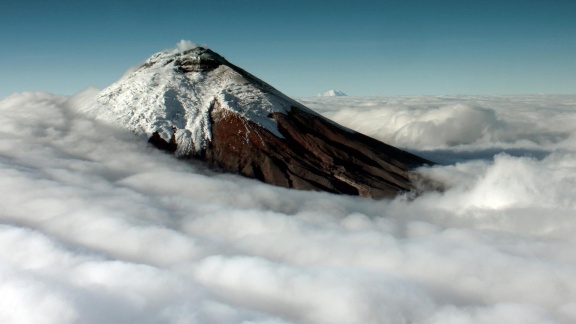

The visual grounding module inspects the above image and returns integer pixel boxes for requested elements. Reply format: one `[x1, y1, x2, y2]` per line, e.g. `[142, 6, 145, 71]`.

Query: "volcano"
[319, 90, 347, 97]
[95, 43, 433, 198]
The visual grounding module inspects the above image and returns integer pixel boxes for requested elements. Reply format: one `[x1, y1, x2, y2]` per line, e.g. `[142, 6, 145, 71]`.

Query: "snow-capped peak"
[95, 42, 300, 156]
[318, 90, 347, 97]
[86, 41, 432, 198]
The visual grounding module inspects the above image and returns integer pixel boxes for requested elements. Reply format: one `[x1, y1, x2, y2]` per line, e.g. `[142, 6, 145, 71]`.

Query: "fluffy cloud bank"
[1, 91, 575, 323]
[302, 95, 576, 160]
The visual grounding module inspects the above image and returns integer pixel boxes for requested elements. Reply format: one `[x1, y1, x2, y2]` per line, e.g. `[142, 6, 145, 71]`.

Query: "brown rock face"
[156, 99, 432, 198]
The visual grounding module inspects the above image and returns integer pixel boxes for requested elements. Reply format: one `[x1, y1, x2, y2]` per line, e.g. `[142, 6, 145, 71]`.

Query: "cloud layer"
[1, 92, 576, 323]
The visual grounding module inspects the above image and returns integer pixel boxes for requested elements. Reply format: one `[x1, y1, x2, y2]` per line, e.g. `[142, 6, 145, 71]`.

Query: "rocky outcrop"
[99, 44, 434, 198]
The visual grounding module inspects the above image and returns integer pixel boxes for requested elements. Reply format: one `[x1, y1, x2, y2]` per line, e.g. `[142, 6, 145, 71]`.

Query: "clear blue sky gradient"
[1, 0, 575, 98]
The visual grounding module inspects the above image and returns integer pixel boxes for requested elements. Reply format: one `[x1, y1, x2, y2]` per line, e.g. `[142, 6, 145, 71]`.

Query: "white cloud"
[301, 95, 576, 152]
[176, 40, 199, 52]
[163, 40, 202, 56]
[1, 92, 576, 323]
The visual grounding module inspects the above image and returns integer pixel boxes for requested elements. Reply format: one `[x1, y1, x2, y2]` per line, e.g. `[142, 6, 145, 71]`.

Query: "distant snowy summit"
[318, 90, 347, 97]
[92, 41, 432, 198]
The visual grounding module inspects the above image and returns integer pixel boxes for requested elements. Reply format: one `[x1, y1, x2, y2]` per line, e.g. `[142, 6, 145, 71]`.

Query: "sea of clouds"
[1, 90, 576, 323]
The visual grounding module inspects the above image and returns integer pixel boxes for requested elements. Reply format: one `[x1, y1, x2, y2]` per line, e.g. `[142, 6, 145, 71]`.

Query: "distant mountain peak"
[93, 42, 433, 198]
[319, 90, 347, 97]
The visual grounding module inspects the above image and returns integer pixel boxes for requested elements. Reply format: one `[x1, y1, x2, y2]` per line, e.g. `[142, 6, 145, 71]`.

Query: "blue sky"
[1, 0, 575, 98]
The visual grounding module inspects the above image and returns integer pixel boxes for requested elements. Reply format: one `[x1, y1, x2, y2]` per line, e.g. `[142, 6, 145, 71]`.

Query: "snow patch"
[91, 43, 301, 156]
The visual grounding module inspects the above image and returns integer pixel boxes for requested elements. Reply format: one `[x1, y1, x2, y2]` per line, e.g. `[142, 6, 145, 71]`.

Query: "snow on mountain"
[318, 90, 347, 97]
[96, 46, 300, 156]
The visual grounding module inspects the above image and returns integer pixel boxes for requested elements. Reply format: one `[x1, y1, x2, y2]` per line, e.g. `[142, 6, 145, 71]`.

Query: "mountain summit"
[96, 43, 433, 198]
[319, 90, 347, 97]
